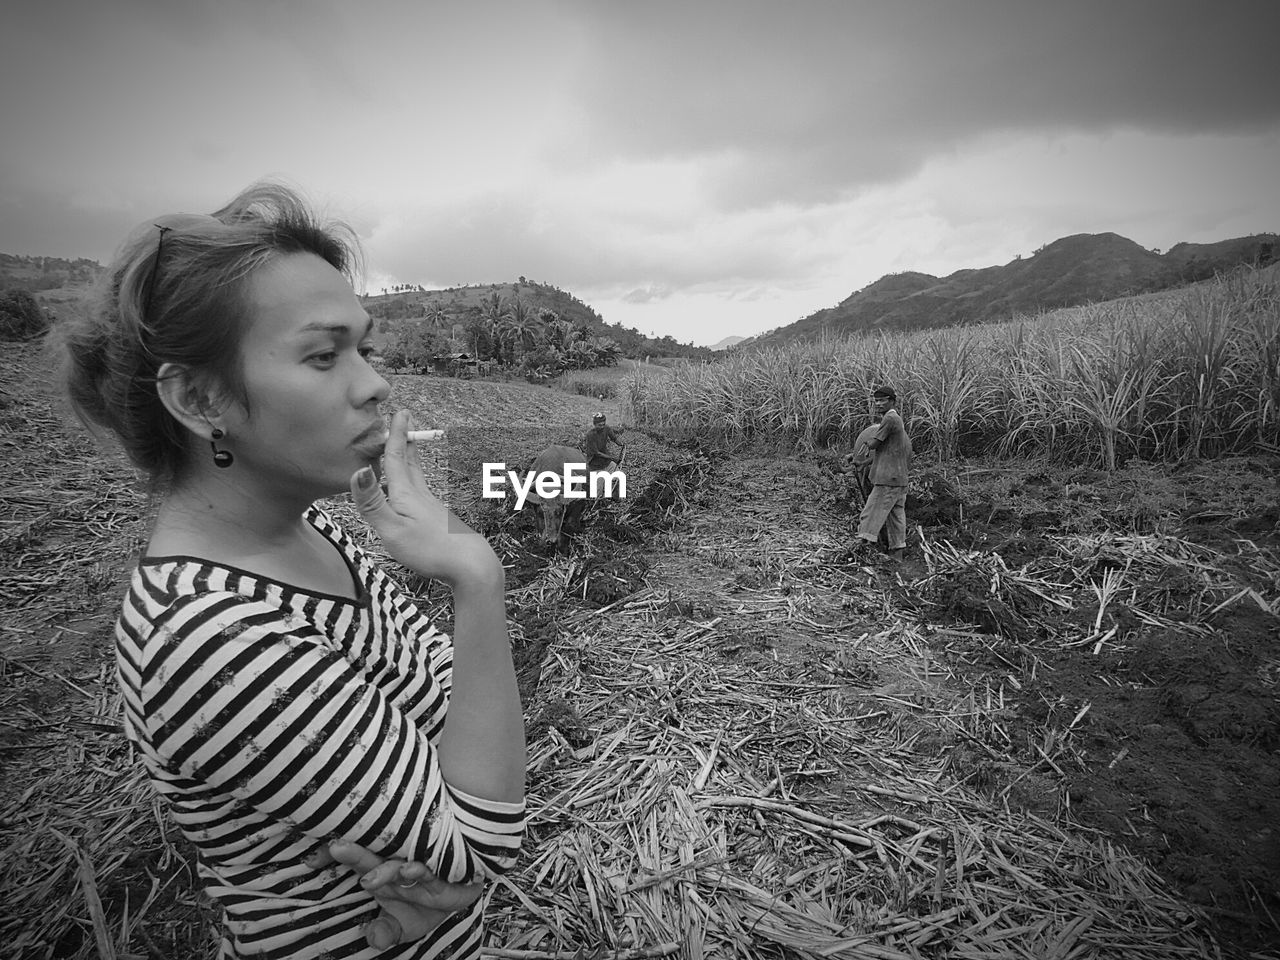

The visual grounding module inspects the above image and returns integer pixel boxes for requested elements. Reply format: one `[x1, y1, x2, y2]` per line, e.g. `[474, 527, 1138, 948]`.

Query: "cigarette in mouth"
[407, 429, 445, 442]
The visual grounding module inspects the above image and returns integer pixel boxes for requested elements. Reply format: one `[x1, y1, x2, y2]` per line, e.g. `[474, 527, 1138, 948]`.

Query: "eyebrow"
[299, 316, 375, 338]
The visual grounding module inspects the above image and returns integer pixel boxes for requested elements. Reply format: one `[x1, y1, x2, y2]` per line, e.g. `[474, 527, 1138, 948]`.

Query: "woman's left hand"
[307, 839, 484, 950]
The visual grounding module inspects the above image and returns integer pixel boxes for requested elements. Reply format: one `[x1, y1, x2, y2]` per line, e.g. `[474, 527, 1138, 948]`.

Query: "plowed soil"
[844, 456, 1280, 954]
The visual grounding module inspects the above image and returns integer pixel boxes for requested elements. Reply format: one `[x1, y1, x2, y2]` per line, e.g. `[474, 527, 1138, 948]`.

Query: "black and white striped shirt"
[115, 509, 525, 959]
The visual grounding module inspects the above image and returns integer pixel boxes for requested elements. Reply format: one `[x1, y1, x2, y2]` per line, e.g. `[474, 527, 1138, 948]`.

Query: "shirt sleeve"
[139, 592, 524, 883]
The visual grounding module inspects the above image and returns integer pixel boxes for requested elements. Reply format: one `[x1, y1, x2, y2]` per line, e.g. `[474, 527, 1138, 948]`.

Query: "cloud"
[0, 185, 143, 261]
[558, 1, 1280, 210]
[5, 0, 1280, 348]
[621, 284, 672, 304]
[912, 128, 1280, 252]
[360, 175, 849, 294]
[355, 117, 1280, 338]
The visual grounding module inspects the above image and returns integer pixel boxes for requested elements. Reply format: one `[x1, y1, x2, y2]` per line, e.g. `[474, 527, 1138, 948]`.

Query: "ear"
[155, 362, 227, 438]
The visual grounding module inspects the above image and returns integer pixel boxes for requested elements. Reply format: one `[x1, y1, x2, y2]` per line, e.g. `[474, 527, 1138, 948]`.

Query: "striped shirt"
[115, 508, 525, 959]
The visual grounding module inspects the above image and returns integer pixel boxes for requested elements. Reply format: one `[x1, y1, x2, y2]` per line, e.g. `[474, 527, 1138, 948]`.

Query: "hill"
[708, 335, 746, 351]
[361, 280, 711, 360]
[744, 232, 1279, 348]
[0, 255, 711, 360]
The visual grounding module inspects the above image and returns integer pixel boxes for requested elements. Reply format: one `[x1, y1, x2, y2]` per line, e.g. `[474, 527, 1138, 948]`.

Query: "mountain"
[708, 335, 746, 351]
[746, 232, 1279, 348]
[362, 279, 711, 360]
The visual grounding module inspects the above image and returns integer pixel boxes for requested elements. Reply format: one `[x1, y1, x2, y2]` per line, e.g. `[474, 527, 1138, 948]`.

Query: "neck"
[152, 463, 317, 558]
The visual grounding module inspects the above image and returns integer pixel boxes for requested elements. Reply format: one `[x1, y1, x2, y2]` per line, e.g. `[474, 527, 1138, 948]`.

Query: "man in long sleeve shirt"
[854, 386, 912, 560]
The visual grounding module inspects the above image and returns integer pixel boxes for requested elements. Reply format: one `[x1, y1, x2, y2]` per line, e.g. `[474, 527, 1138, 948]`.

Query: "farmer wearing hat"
[853, 386, 911, 561]
[583, 411, 626, 472]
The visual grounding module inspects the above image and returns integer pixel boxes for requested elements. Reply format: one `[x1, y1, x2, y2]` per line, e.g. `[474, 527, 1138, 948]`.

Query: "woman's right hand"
[310, 839, 485, 950]
[351, 410, 503, 589]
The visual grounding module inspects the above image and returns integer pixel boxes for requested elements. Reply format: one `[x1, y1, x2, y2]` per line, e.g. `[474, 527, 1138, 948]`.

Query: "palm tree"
[503, 298, 541, 360]
[426, 301, 450, 333]
[479, 291, 507, 326]
[477, 291, 510, 362]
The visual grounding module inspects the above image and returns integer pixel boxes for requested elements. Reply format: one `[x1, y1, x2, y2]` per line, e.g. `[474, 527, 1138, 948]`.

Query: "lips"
[353, 422, 389, 454]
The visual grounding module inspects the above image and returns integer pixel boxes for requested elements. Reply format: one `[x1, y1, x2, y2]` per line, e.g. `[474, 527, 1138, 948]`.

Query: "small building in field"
[426, 352, 480, 376]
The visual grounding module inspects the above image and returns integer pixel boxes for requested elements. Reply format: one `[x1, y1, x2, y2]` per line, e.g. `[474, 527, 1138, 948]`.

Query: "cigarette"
[407, 429, 445, 442]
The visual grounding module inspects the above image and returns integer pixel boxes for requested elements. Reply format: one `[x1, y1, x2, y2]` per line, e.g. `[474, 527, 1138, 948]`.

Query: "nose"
[358, 358, 391, 406]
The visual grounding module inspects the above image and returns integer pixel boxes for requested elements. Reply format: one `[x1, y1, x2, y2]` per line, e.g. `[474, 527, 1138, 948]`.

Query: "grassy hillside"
[630, 264, 1280, 468]
[747, 231, 1279, 348]
[362, 279, 711, 360]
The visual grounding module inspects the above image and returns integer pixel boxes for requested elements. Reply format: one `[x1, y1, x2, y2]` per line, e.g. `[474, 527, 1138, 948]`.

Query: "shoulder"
[123, 556, 325, 649]
[124, 583, 291, 649]
[120, 583, 302, 694]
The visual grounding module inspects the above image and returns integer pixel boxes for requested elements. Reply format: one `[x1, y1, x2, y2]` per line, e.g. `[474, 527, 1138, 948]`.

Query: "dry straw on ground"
[494, 610, 1215, 957]
[480, 458, 1242, 959]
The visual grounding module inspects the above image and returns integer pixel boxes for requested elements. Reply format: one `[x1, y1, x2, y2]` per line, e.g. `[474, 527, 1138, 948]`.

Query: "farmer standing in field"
[852, 386, 911, 561]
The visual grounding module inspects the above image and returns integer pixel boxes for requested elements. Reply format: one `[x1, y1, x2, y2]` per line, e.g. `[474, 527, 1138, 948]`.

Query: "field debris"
[912, 527, 1280, 650]
[486, 597, 1223, 958]
[469, 453, 1257, 958]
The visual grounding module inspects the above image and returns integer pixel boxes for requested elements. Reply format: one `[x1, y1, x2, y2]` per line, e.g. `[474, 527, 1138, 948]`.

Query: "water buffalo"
[522, 444, 625, 546]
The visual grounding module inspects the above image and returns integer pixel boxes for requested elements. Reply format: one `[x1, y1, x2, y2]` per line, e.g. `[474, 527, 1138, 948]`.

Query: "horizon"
[6, 224, 1275, 348]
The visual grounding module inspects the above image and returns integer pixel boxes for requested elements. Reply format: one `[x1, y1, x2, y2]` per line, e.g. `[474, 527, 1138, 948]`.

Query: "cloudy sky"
[3, 1, 1278, 346]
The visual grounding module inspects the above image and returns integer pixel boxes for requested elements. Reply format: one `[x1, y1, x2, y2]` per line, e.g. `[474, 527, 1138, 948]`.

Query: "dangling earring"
[210, 428, 234, 468]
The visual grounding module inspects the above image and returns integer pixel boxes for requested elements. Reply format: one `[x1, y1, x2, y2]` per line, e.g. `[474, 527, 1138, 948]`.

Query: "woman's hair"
[56, 181, 361, 484]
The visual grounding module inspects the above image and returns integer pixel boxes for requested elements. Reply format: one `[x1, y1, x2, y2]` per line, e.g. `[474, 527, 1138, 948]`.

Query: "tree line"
[377, 292, 621, 377]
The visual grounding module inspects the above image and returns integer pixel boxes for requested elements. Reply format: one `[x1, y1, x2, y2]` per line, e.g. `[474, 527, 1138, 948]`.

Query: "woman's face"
[220, 252, 391, 499]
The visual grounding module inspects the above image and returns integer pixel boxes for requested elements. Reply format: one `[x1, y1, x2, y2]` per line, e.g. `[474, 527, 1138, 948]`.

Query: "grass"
[550, 358, 674, 404]
[627, 266, 1280, 467]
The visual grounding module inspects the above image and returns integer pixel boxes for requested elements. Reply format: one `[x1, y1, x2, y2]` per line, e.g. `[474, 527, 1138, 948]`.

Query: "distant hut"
[428, 352, 479, 377]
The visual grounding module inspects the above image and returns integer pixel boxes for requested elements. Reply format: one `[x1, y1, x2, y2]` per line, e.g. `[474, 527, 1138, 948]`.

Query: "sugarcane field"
[2, 267, 1278, 960]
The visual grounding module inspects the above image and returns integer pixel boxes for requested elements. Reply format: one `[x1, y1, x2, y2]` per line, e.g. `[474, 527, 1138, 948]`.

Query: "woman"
[57, 183, 526, 958]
